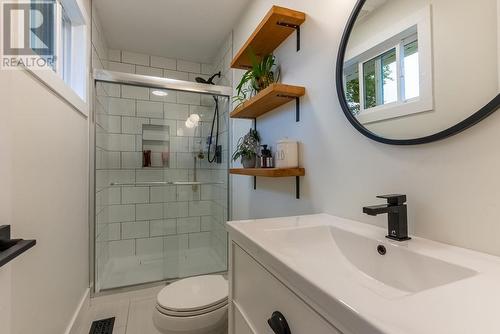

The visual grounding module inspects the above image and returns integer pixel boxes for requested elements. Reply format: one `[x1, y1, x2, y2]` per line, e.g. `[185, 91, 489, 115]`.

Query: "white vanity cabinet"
[229, 242, 342, 334]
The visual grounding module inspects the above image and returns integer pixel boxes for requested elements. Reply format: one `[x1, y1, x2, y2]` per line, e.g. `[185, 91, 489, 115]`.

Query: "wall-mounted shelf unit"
[230, 83, 305, 122]
[231, 6, 306, 69]
[230, 168, 304, 177]
[230, 6, 306, 199]
[230, 168, 305, 199]
[0, 225, 36, 267]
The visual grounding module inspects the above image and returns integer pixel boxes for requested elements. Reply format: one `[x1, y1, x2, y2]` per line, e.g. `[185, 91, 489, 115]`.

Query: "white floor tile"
[126, 299, 162, 334]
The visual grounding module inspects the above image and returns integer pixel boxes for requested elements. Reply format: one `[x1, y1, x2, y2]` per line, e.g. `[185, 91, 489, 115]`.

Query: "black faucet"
[363, 194, 411, 241]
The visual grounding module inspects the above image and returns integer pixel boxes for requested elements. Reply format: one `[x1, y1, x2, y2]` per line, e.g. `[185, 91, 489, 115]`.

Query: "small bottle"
[260, 145, 273, 168]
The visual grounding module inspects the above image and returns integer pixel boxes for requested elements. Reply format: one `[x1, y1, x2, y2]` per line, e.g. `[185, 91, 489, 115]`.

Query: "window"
[26, 0, 89, 115]
[343, 6, 433, 124]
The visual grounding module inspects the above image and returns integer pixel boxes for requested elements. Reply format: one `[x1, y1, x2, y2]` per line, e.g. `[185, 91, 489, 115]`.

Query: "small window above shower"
[142, 124, 170, 168]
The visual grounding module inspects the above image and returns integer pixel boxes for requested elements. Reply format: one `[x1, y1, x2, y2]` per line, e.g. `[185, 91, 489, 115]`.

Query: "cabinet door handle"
[267, 311, 291, 334]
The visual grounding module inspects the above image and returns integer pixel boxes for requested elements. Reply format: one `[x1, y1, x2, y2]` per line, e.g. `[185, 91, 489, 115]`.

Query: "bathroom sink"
[264, 225, 476, 294]
[227, 214, 500, 334]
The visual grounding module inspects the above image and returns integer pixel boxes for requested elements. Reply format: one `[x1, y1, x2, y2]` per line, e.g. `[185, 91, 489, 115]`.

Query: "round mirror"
[336, 0, 500, 145]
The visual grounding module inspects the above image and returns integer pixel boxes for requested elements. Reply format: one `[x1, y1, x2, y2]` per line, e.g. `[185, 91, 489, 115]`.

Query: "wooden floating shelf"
[230, 168, 305, 177]
[231, 6, 306, 69]
[230, 83, 305, 119]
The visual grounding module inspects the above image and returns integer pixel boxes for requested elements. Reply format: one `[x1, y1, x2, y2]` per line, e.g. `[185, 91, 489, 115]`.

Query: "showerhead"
[195, 72, 221, 85]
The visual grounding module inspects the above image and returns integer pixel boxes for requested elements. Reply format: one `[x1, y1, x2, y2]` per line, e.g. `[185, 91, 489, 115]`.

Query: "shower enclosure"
[92, 70, 231, 292]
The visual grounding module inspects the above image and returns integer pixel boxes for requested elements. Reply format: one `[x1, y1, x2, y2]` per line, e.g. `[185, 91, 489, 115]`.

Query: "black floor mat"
[89, 317, 115, 334]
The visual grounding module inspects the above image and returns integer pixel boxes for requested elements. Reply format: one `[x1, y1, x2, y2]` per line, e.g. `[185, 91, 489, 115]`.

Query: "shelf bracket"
[276, 95, 300, 122]
[296, 176, 300, 199]
[277, 22, 301, 51]
[253, 176, 257, 190]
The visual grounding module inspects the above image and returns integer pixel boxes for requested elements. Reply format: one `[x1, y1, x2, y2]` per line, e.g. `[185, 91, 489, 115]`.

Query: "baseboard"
[65, 288, 90, 334]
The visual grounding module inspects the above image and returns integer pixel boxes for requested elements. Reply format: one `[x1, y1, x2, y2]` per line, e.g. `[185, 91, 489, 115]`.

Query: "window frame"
[344, 6, 433, 125]
[24, 0, 90, 116]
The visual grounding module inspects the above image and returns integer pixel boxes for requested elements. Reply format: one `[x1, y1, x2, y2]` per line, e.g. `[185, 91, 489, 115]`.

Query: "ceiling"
[94, 0, 250, 63]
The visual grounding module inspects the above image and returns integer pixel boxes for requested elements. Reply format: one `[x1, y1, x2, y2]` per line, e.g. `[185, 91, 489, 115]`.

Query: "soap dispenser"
[259, 145, 273, 168]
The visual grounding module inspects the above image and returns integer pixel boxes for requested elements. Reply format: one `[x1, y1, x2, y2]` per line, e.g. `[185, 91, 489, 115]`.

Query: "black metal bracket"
[0, 225, 36, 268]
[296, 176, 300, 199]
[276, 95, 300, 122]
[277, 22, 301, 51]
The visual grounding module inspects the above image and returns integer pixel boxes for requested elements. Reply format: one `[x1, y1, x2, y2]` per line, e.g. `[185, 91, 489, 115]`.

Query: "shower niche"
[142, 124, 170, 168]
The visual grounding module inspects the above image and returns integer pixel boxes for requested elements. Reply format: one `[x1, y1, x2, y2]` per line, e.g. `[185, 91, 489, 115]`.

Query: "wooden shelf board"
[230, 168, 305, 177]
[231, 6, 306, 69]
[230, 83, 305, 119]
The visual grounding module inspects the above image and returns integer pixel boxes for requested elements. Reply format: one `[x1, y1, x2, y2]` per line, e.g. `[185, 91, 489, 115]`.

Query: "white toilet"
[153, 275, 228, 334]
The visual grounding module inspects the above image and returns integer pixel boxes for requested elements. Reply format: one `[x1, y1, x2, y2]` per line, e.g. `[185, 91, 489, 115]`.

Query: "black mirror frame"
[336, 0, 500, 145]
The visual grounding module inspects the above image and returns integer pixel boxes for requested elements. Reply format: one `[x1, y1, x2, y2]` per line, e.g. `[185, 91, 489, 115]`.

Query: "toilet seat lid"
[157, 275, 228, 312]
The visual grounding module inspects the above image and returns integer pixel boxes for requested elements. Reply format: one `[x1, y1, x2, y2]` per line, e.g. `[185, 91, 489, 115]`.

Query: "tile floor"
[76, 285, 165, 334]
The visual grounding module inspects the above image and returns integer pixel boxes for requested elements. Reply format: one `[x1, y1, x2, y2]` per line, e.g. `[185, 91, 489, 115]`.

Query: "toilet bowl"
[153, 275, 228, 334]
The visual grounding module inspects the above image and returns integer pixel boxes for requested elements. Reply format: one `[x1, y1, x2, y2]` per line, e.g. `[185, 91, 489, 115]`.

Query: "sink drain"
[377, 245, 387, 255]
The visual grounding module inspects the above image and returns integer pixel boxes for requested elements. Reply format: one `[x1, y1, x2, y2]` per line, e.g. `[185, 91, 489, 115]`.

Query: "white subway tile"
[122, 221, 149, 239]
[136, 65, 163, 77]
[177, 217, 201, 234]
[108, 115, 121, 133]
[164, 103, 189, 120]
[136, 203, 163, 220]
[136, 237, 163, 256]
[108, 205, 136, 223]
[102, 83, 121, 97]
[109, 98, 135, 116]
[150, 89, 177, 103]
[150, 219, 176, 237]
[137, 101, 163, 118]
[201, 216, 212, 231]
[122, 51, 150, 66]
[177, 185, 201, 201]
[177, 92, 200, 105]
[175, 153, 194, 169]
[122, 86, 150, 100]
[151, 56, 176, 70]
[108, 223, 121, 241]
[171, 137, 189, 153]
[109, 240, 135, 258]
[121, 117, 148, 134]
[164, 234, 188, 253]
[164, 70, 189, 81]
[190, 105, 214, 121]
[121, 152, 142, 169]
[188, 201, 211, 216]
[122, 186, 149, 204]
[176, 120, 197, 137]
[201, 63, 215, 75]
[103, 151, 121, 169]
[107, 134, 136, 151]
[164, 202, 188, 218]
[108, 61, 135, 74]
[177, 60, 201, 73]
[108, 170, 135, 185]
[150, 186, 176, 203]
[136, 169, 164, 183]
[108, 49, 121, 62]
[200, 185, 213, 200]
[188, 232, 210, 248]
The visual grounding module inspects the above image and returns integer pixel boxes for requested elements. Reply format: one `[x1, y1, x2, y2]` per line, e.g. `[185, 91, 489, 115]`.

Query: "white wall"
[0, 1, 90, 332]
[231, 0, 500, 257]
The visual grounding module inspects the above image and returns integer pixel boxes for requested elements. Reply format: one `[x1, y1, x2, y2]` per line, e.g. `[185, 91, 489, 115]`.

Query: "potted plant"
[232, 129, 260, 168]
[233, 51, 280, 109]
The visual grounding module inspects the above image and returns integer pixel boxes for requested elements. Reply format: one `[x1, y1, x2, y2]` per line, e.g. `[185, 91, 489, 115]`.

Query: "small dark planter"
[241, 156, 256, 168]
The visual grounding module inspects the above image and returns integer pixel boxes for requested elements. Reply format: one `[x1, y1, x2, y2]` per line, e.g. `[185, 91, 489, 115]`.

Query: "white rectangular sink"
[264, 225, 476, 294]
[227, 214, 500, 334]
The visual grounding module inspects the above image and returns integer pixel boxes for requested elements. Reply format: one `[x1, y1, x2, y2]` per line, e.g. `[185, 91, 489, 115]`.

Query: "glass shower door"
[94, 80, 229, 291]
